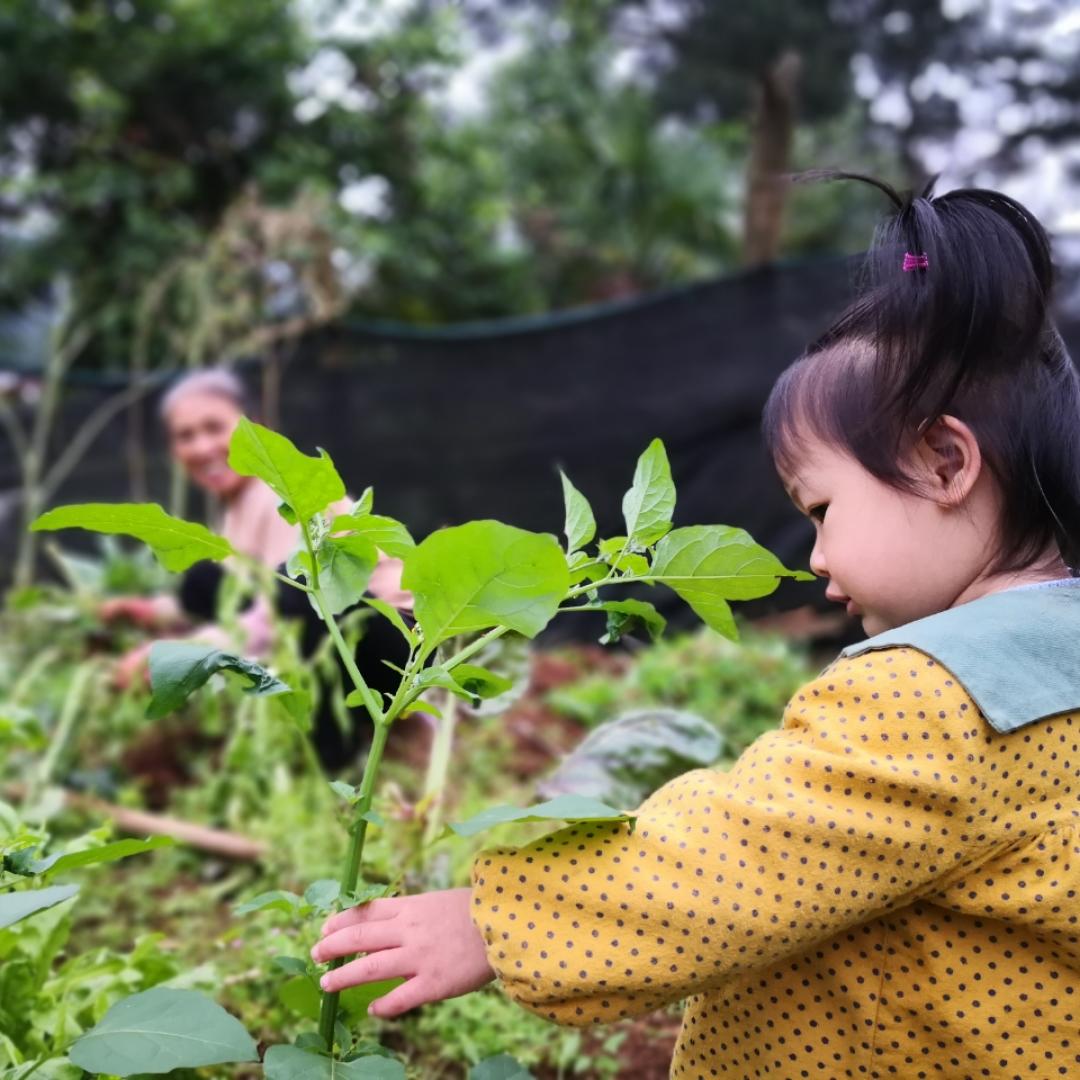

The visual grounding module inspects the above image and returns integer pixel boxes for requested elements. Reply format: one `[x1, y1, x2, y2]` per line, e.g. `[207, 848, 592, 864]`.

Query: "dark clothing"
[179, 561, 409, 769]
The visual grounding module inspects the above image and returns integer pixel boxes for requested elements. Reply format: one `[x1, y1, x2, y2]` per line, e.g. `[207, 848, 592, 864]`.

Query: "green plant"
[29, 422, 810, 1075]
[547, 627, 815, 760]
[0, 728, 213, 1075]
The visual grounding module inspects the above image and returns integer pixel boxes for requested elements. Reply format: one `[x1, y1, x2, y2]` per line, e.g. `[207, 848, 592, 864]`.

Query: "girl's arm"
[314, 648, 1012, 1023]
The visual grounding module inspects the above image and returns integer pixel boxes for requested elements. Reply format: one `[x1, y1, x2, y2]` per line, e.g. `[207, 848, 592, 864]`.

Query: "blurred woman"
[101, 369, 296, 635]
[102, 368, 410, 766]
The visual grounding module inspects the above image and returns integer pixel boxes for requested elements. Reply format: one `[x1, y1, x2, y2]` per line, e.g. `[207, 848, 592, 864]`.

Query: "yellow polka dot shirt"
[471, 646, 1080, 1078]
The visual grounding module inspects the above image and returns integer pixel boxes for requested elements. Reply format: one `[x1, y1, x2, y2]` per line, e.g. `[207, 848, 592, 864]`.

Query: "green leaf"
[0, 884, 79, 929]
[621, 439, 675, 548]
[559, 470, 596, 553]
[352, 487, 374, 516]
[331, 513, 416, 559]
[233, 890, 302, 916]
[287, 546, 312, 581]
[303, 879, 340, 913]
[361, 597, 415, 644]
[344, 881, 393, 905]
[31, 504, 234, 572]
[329, 780, 360, 804]
[264, 1046, 405, 1080]
[402, 521, 569, 646]
[597, 538, 649, 576]
[278, 976, 321, 1021]
[273, 956, 311, 977]
[316, 535, 378, 615]
[68, 988, 257, 1076]
[11, 837, 173, 877]
[596, 599, 666, 644]
[147, 642, 294, 720]
[539, 708, 723, 809]
[414, 664, 513, 706]
[0, 1060, 78, 1080]
[399, 700, 441, 720]
[228, 417, 345, 522]
[470, 1055, 536, 1080]
[566, 551, 606, 585]
[358, 810, 385, 827]
[453, 664, 513, 699]
[651, 525, 812, 638]
[339, 979, 406, 1021]
[449, 795, 633, 838]
[275, 686, 313, 732]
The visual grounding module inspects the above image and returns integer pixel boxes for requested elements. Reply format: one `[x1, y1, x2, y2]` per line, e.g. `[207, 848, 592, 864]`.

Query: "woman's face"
[166, 392, 246, 497]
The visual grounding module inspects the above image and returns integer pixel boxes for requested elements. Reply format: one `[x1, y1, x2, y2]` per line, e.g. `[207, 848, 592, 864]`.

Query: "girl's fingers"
[366, 976, 437, 1019]
[311, 919, 401, 963]
[318, 947, 413, 994]
[321, 898, 399, 936]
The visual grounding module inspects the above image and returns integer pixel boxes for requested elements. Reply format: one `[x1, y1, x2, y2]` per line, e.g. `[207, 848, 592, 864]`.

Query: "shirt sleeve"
[469, 648, 1015, 1026]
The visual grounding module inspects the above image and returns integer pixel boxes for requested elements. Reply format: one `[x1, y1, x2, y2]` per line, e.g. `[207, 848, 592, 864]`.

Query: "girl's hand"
[311, 887, 495, 1017]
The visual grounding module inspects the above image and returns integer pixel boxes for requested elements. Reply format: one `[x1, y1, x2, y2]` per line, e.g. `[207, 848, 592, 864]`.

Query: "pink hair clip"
[902, 251, 929, 272]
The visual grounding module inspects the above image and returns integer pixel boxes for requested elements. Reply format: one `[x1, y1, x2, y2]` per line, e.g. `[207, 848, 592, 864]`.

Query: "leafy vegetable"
[539, 708, 723, 808]
[0, 885, 79, 930]
[402, 521, 569, 646]
[449, 795, 634, 838]
[315, 535, 378, 614]
[621, 438, 675, 548]
[228, 417, 345, 522]
[147, 642, 299, 720]
[558, 470, 596, 553]
[651, 525, 813, 637]
[31, 504, 234, 571]
[331, 513, 416, 559]
[5, 837, 174, 877]
[264, 1046, 405, 1080]
[470, 1055, 536, 1080]
[68, 988, 257, 1076]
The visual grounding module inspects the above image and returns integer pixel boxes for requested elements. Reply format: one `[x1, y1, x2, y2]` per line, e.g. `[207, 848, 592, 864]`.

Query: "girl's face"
[781, 435, 995, 637]
[166, 392, 246, 498]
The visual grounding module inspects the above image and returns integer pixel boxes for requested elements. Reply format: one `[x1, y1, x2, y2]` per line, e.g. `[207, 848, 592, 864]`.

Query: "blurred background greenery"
[3, 0, 1077, 366]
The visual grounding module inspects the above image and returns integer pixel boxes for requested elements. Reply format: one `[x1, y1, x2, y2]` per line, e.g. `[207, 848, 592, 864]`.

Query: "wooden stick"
[5, 784, 267, 861]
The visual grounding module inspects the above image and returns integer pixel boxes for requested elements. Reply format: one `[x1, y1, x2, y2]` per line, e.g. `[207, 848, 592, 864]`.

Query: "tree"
[484, 1, 741, 304]
[0, 0, 325, 362]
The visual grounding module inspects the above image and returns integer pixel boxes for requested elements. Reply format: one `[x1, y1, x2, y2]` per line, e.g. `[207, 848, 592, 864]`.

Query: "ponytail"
[764, 173, 1080, 570]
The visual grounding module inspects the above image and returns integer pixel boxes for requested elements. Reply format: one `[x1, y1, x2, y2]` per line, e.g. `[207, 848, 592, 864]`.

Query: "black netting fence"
[4, 256, 1079, 640]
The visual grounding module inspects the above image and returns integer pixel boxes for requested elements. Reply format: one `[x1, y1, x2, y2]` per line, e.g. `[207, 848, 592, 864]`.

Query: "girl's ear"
[916, 415, 982, 506]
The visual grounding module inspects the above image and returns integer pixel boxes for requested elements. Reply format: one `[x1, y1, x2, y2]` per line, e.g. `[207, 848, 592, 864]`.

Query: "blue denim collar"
[840, 579, 1080, 733]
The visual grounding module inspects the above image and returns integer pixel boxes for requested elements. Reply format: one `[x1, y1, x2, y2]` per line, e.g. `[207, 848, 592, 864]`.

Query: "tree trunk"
[743, 50, 802, 267]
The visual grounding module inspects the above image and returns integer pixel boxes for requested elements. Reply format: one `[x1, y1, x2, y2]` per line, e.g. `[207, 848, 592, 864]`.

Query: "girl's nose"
[809, 537, 828, 578]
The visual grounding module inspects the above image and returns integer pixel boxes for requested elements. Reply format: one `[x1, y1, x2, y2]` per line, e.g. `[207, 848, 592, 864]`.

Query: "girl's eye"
[808, 504, 828, 523]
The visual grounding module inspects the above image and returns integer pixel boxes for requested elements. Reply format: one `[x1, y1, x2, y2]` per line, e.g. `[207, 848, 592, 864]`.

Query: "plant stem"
[421, 690, 457, 849]
[299, 519, 383, 724]
[564, 573, 621, 599]
[308, 535, 430, 1046]
[26, 660, 96, 817]
[316, 716, 392, 1046]
[437, 625, 511, 672]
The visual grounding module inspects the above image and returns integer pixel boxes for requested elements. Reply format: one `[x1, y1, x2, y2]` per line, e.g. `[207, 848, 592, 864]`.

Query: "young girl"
[311, 175, 1080, 1078]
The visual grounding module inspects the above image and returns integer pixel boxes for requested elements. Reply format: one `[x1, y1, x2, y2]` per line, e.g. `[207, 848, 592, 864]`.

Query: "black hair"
[763, 170, 1080, 573]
